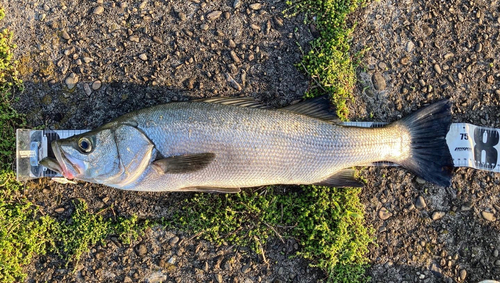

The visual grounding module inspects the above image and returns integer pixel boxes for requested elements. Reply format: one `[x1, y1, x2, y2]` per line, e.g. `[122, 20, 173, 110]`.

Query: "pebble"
[152, 36, 163, 44]
[400, 57, 410, 65]
[459, 269, 466, 281]
[249, 3, 262, 10]
[225, 73, 241, 91]
[432, 211, 445, 220]
[93, 6, 104, 15]
[124, 276, 133, 283]
[228, 39, 236, 48]
[416, 177, 426, 184]
[494, 249, 499, 257]
[92, 80, 102, 90]
[61, 30, 71, 40]
[83, 83, 91, 95]
[129, 35, 140, 42]
[444, 53, 454, 59]
[233, 0, 242, 9]
[200, 24, 209, 31]
[65, 73, 79, 89]
[434, 64, 442, 74]
[250, 24, 261, 31]
[216, 274, 223, 283]
[415, 196, 426, 209]
[378, 207, 392, 220]
[230, 50, 240, 64]
[207, 11, 222, 21]
[178, 12, 186, 21]
[55, 207, 65, 213]
[372, 72, 386, 90]
[495, 259, 500, 266]
[169, 236, 180, 246]
[475, 43, 483, 52]
[136, 244, 148, 257]
[139, 53, 148, 61]
[406, 41, 415, 52]
[481, 211, 496, 221]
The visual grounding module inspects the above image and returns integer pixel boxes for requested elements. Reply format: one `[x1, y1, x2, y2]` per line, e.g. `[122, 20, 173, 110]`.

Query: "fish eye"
[78, 137, 92, 153]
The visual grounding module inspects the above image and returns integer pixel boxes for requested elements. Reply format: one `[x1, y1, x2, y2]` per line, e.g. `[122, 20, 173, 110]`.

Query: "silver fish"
[40, 97, 453, 192]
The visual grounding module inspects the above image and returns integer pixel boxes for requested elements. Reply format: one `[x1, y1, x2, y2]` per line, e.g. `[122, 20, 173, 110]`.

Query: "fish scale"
[118, 102, 407, 191]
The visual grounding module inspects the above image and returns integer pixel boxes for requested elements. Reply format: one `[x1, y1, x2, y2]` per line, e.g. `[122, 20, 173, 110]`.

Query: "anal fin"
[178, 187, 241, 193]
[315, 169, 364, 188]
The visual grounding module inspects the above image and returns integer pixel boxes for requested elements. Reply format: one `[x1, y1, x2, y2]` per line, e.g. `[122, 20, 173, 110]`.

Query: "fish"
[40, 96, 454, 192]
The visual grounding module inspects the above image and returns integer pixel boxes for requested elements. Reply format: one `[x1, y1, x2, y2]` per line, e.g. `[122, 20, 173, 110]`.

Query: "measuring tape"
[15, 123, 500, 181]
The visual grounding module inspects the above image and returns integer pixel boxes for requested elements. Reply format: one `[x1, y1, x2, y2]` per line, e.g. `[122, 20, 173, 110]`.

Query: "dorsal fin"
[281, 95, 339, 121]
[198, 97, 269, 109]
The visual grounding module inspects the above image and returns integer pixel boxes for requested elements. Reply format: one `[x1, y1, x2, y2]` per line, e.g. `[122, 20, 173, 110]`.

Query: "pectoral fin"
[153, 153, 216, 174]
[315, 169, 365, 188]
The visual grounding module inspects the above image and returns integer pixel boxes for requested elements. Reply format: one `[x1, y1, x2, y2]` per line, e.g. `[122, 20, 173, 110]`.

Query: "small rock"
[216, 274, 223, 283]
[61, 30, 71, 40]
[416, 177, 426, 184]
[494, 249, 499, 257]
[136, 244, 148, 257]
[226, 73, 241, 91]
[415, 196, 426, 209]
[129, 35, 140, 42]
[178, 12, 186, 21]
[495, 259, 500, 266]
[250, 24, 261, 31]
[55, 207, 65, 213]
[230, 50, 240, 64]
[139, 53, 148, 61]
[378, 207, 392, 220]
[432, 211, 445, 220]
[124, 276, 133, 283]
[444, 53, 454, 59]
[65, 73, 79, 89]
[152, 36, 163, 44]
[434, 64, 442, 74]
[372, 72, 386, 90]
[83, 83, 91, 95]
[459, 269, 466, 281]
[168, 257, 176, 264]
[400, 57, 410, 65]
[233, 0, 242, 9]
[92, 80, 102, 90]
[207, 11, 222, 21]
[481, 211, 496, 221]
[475, 43, 483, 52]
[249, 3, 262, 10]
[200, 24, 209, 31]
[228, 39, 236, 48]
[93, 6, 104, 15]
[406, 41, 415, 52]
[169, 236, 180, 246]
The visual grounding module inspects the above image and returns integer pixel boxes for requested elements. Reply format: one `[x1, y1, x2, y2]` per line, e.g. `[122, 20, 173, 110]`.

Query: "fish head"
[48, 128, 121, 182]
[43, 124, 156, 187]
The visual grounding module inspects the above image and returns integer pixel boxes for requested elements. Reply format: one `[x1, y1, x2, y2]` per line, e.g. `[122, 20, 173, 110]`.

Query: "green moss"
[287, 0, 368, 120]
[0, 171, 56, 283]
[171, 186, 373, 282]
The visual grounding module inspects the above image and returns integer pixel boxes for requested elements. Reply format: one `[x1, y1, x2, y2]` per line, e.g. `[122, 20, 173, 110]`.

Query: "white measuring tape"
[15, 123, 500, 181]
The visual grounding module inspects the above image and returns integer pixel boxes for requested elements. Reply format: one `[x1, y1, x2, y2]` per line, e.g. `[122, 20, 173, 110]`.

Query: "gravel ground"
[2, 0, 500, 282]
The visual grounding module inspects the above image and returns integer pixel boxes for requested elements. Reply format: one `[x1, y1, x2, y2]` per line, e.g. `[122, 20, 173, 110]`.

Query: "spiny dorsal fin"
[199, 97, 269, 109]
[281, 95, 339, 122]
[178, 187, 241, 193]
[153, 153, 216, 174]
[314, 169, 364, 188]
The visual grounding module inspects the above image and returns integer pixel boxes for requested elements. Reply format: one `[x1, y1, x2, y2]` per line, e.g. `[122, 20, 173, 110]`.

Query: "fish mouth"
[41, 141, 80, 179]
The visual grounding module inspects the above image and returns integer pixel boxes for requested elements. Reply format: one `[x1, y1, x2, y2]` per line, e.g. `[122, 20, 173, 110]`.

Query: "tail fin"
[396, 100, 454, 187]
